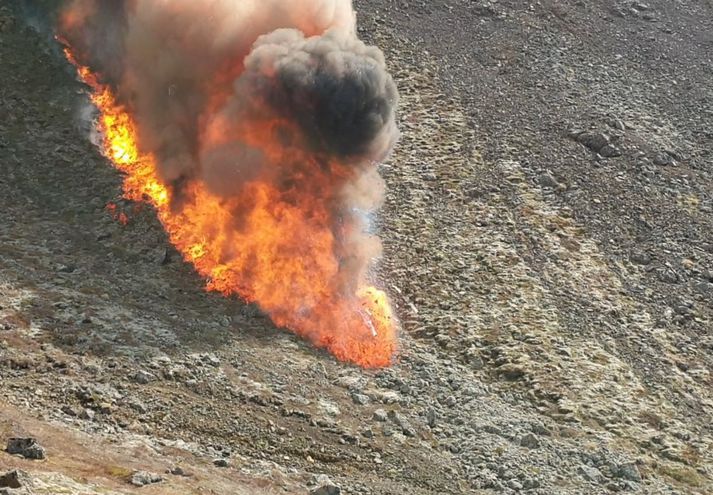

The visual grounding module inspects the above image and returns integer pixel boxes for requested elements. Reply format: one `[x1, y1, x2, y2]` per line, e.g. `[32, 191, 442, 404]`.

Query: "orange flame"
[61, 46, 397, 368]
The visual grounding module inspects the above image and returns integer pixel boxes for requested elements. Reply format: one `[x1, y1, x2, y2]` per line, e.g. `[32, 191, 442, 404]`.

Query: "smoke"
[58, 0, 399, 363]
[59, 0, 397, 185]
[200, 27, 397, 196]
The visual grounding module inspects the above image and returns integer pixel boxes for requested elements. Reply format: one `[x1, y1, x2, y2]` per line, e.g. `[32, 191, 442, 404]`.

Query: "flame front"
[62, 48, 397, 368]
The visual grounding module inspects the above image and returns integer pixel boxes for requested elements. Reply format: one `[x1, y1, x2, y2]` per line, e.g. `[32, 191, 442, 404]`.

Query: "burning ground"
[1, 1, 713, 494]
[58, 0, 400, 368]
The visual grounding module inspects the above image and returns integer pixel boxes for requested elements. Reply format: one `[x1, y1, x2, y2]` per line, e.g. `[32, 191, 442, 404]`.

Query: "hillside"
[1, 1, 712, 494]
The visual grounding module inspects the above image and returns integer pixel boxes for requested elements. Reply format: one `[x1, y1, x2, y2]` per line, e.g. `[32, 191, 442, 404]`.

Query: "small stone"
[653, 152, 676, 166]
[167, 466, 182, 476]
[531, 423, 551, 436]
[674, 304, 692, 316]
[537, 172, 559, 189]
[372, 409, 388, 422]
[387, 410, 416, 437]
[6, 438, 46, 460]
[360, 427, 374, 438]
[599, 144, 622, 158]
[614, 462, 641, 482]
[61, 405, 79, 417]
[130, 471, 163, 487]
[310, 474, 341, 495]
[129, 400, 148, 414]
[467, 354, 484, 370]
[202, 353, 221, 367]
[80, 408, 96, 421]
[133, 370, 156, 384]
[0, 470, 30, 489]
[577, 132, 610, 153]
[351, 393, 370, 405]
[657, 268, 680, 284]
[426, 408, 437, 428]
[578, 465, 605, 483]
[319, 399, 340, 417]
[213, 459, 229, 468]
[605, 117, 626, 130]
[520, 433, 540, 449]
[497, 364, 526, 381]
[630, 252, 652, 265]
[156, 248, 172, 265]
[523, 477, 541, 489]
[387, 410, 405, 425]
[606, 482, 623, 492]
[508, 479, 523, 490]
[402, 425, 417, 437]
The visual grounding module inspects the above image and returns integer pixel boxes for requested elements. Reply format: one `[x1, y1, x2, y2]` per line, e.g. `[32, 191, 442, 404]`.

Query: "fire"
[61, 45, 397, 368]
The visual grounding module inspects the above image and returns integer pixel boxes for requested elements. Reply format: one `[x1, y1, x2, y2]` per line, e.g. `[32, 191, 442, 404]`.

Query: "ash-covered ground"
[1, 1, 712, 494]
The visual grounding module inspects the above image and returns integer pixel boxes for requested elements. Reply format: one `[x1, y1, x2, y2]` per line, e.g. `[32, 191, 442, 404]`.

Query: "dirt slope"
[1, 1, 712, 494]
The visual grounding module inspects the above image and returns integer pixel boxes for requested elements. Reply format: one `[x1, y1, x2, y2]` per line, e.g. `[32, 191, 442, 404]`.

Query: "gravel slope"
[1, 1, 712, 494]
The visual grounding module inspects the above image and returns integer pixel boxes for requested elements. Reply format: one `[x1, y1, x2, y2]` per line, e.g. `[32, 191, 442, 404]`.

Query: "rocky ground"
[1, 0, 712, 494]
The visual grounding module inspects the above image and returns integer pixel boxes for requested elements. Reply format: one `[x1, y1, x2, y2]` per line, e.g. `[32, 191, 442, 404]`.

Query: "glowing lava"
[61, 46, 398, 368]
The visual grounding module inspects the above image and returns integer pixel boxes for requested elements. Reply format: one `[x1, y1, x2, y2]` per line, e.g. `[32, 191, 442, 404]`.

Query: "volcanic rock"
[310, 474, 341, 495]
[80, 408, 95, 421]
[6, 438, 45, 460]
[630, 251, 652, 265]
[657, 268, 680, 284]
[168, 466, 190, 476]
[129, 471, 163, 487]
[372, 409, 388, 422]
[537, 172, 560, 189]
[653, 152, 677, 166]
[576, 132, 610, 153]
[578, 465, 606, 484]
[61, 405, 79, 417]
[599, 144, 622, 158]
[0, 470, 30, 490]
[520, 433, 540, 449]
[613, 462, 642, 483]
[387, 410, 416, 437]
[133, 370, 156, 384]
[351, 392, 370, 405]
[425, 408, 437, 427]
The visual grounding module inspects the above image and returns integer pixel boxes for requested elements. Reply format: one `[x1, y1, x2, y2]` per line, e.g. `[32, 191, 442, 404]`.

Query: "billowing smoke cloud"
[58, 0, 399, 366]
[59, 0, 397, 187]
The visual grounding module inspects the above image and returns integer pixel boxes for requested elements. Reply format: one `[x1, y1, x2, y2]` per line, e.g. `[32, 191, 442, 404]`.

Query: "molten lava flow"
[62, 46, 397, 368]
